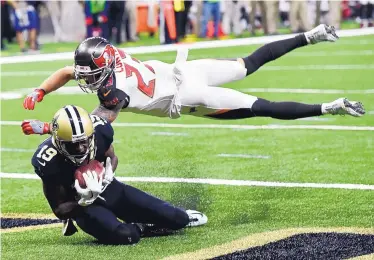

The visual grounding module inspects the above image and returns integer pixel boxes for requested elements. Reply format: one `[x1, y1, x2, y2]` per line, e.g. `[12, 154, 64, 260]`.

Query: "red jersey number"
[125, 63, 156, 98]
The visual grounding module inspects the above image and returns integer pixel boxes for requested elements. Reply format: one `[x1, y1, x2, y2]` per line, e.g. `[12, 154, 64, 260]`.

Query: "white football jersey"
[113, 48, 180, 118]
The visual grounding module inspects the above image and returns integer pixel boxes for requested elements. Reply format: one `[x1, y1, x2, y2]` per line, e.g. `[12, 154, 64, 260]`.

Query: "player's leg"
[185, 24, 338, 87]
[106, 180, 206, 229]
[110, 182, 189, 229]
[180, 86, 365, 119]
[74, 204, 143, 245]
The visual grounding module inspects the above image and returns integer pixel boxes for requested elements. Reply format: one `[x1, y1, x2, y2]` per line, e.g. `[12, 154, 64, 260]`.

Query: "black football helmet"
[74, 37, 116, 92]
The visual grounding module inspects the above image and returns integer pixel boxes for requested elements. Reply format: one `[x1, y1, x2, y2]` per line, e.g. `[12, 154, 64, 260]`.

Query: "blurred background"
[1, 0, 373, 55]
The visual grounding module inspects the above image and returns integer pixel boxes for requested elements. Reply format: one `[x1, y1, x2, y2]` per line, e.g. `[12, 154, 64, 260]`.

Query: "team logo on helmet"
[92, 44, 115, 68]
[51, 115, 59, 133]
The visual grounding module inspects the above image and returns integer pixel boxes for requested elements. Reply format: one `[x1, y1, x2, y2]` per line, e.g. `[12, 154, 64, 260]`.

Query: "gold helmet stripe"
[64, 105, 84, 136]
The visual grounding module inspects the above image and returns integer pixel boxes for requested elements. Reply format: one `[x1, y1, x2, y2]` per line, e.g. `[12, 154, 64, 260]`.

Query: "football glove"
[101, 157, 115, 192]
[74, 171, 104, 206]
[21, 120, 50, 135]
[23, 89, 46, 110]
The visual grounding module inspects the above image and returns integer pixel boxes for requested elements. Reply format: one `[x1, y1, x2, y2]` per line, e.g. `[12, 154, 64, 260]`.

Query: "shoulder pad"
[91, 115, 114, 145]
[31, 139, 61, 181]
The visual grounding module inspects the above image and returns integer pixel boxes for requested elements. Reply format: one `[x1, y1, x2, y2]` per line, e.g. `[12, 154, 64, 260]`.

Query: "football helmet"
[74, 37, 115, 92]
[51, 105, 96, 165]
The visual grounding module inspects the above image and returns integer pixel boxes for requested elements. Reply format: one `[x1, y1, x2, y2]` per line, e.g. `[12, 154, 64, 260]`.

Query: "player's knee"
[251, 98, 272, 115]
[242, 55, 261, 76]
[111, 224, 141, 245]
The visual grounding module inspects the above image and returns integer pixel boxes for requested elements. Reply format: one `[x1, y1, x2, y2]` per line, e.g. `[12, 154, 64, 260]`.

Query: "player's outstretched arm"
[91, 99, 126, 123]
[23, 66, 75, 110]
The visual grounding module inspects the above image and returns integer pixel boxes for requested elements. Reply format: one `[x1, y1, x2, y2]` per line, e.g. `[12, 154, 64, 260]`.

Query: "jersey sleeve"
[31, 141, 61, 184]
[90, 115, 114, 151]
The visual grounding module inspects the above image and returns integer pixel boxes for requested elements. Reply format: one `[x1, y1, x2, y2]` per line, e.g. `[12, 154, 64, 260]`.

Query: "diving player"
[29, 105, 207, 244]
[23, 24, 364, 135]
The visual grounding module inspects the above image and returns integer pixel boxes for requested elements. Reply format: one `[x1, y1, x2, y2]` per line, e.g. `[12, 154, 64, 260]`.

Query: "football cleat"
[324, 98, 365, 117]
[62, 218, 78, 236]
[305, 24, 339, 44]
[186, 209, 208, 227]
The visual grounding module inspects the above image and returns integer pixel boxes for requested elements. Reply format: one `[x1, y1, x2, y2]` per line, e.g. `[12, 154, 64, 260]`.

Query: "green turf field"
[1, 34, 374, 260]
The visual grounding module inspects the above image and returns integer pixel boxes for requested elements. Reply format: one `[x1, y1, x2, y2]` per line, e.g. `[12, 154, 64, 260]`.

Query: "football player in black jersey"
[29, 105, 207, 244]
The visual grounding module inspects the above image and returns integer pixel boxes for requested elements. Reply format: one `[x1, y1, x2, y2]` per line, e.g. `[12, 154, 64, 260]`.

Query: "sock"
[243, 34, 308, 76]
[252, 98, 323, 120]
[321, 102, 331, 114]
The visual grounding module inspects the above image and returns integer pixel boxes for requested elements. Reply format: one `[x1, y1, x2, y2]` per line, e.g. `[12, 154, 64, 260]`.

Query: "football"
[74, 160, 104, 188]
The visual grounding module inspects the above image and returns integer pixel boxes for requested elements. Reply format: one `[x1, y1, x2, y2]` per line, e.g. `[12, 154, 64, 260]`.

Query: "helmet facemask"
[75, 65, 113, 93]
[54, 134, 96, 166]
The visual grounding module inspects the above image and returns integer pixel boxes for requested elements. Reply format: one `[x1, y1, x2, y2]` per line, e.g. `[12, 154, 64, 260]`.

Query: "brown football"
[74, 160, 104, 188]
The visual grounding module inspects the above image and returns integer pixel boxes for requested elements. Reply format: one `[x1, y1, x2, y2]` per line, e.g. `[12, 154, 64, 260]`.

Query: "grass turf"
[1, 34, 374, 259]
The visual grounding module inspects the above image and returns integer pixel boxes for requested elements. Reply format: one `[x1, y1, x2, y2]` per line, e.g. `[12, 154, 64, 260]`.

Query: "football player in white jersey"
[22, 24, 364, 135]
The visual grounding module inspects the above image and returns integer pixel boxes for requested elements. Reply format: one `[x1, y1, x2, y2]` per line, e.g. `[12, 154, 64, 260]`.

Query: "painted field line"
[242, 88, 374, 94]
[151, 132, 189, 136]
[1, 172, 373, 190]
[3, 62, 374, 77]
[258, 64, 374, 71]
[1, 120, 374, 131]
[297, 117, 332, 122]
[1, 28, 373, 64]
[0, 148, 34, 153]
[3, 85, 374, 101]
[217, 154, 270, 159]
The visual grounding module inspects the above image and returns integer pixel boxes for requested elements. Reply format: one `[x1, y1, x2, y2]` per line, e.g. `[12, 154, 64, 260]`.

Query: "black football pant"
[74, 179, 189, 245]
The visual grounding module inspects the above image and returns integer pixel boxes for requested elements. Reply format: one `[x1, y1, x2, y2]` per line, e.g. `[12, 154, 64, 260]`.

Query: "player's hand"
[102, 157, 114, 191]
[74, 171, 104, 206]
[23, 89, 46, 110]
[21, 120, 50, 135]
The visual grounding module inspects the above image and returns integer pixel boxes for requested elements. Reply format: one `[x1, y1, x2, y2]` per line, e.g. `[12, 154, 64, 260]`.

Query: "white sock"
[303, 33, 311, 44]
[321, 103, 330, 114]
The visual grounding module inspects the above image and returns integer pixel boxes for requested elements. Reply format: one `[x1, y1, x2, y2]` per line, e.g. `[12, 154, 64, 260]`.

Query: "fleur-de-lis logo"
[52, 115, 59, 133]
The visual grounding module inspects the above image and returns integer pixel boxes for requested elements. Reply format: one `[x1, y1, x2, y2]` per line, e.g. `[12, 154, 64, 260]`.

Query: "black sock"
[243, 34, 308, 76]
[251, 98, 322, 120]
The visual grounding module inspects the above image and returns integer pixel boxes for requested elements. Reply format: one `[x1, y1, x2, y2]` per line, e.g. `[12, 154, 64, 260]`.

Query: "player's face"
[75, 67, 108, 92]
[60, 135, 95, 165]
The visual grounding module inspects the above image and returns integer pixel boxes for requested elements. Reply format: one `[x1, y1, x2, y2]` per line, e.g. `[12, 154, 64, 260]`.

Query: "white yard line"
[1, 28, 373, 64]
[217, 154, 270, 159]
[1, 172, 373, 190]
[1, 120, 373, 131]
[3, 62, 374, 77]
[2, 83, 374, 101]
[0, 148, 34, 153]
[242, 88, 374, 94]
[151, 132, 189, 136]
[258, 64, 374, 71]
[297, 117, 333, 121]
